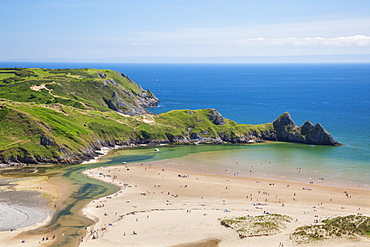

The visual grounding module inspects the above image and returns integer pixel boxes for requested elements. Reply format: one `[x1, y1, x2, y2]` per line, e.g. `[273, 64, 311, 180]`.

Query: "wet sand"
[0, 147, 369, 247]
[0, 147, 115, 247]
[80, 161, 370, 247]
[0, 176, 59, 246]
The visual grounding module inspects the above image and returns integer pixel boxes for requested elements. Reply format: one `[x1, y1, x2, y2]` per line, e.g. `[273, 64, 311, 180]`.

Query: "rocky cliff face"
[102, 74, 159, 115]
[207, 109, 225, 125]
[272, 112, 341, 146]
[176, 111, 340, 146]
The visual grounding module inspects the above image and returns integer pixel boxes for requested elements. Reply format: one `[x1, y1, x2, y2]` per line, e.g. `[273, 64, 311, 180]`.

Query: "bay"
[1, 62, 369, 187]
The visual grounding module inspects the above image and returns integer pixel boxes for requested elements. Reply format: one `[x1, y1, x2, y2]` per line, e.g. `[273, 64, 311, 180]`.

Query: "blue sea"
[1, 62, 369, 187]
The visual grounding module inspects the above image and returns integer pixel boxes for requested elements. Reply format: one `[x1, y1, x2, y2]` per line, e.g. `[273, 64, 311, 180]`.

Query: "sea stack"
[272, 112, 341, 146]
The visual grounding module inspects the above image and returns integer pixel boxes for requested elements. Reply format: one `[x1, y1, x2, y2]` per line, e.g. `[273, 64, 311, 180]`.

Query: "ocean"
[1, 62, 369, 187]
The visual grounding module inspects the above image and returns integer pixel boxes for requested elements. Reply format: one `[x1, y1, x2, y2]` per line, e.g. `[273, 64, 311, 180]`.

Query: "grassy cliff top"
[0, 68, 274, 166]
[0, 67, 337, 167]
[0, 97, 273, 166]
[0, 67, 157, 114]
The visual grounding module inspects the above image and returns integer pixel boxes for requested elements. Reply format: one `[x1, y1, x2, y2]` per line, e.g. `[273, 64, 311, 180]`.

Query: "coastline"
[0, 145, 120, 247]
[80, 161, 370, 247]
[0, 143, 368, 247]
[148, 153, 370, 191]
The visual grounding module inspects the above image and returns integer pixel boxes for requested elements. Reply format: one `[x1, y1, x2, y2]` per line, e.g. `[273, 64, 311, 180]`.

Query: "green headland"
[0, 67, 339, 168]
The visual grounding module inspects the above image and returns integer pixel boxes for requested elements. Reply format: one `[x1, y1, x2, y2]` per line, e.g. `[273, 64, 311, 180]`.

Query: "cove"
[34, 144, 241, 246]
[35, 142, 367, 246]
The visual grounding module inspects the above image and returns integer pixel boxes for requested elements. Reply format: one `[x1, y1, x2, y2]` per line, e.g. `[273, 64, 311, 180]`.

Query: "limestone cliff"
[272, 112, 341, 146]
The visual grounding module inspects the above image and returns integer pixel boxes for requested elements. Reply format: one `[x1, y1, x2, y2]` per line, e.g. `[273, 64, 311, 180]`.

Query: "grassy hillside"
[0, 99, 273, 165]
[0, 67, 341, 166]
[0, 67, 276, 166]
[0, 67, 158, 114]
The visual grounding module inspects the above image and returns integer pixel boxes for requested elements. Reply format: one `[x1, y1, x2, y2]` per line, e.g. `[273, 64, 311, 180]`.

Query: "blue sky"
[1, 0, 370, 62]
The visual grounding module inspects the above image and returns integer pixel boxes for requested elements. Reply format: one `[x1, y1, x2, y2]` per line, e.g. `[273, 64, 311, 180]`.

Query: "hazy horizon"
[1, 1, 370, 63]
[2, 54, 370, 64]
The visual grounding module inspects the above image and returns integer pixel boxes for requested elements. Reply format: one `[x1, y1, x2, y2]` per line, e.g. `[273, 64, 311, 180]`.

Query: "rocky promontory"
[0, 68, 341, 167]
[272, 112, 341, 146]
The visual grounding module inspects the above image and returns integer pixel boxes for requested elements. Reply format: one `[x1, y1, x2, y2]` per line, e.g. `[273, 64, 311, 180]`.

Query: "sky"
[1, 0, 370, 63]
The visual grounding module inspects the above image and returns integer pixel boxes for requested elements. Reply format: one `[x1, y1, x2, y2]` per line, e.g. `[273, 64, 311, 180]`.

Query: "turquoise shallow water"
[98, 143, 369, 189]
[1, 62, 369, 188]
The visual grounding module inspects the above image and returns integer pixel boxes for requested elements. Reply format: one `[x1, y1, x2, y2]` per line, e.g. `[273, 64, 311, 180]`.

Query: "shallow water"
[31, 162, 118, 247]
[102, 143, 369, 189]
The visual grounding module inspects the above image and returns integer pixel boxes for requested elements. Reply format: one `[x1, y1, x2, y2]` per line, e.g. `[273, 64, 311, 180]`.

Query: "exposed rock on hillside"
[101, 74, 159, 115]
[208, 109, 225, 125]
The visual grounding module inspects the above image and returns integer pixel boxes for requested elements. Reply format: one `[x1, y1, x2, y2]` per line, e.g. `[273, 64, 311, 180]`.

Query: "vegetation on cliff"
[0, 68, 340, 166]
[0, 67, 158, 115]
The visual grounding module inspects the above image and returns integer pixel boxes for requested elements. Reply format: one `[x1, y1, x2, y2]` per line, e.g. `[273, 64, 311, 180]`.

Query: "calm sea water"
[1, 62, 369, 187]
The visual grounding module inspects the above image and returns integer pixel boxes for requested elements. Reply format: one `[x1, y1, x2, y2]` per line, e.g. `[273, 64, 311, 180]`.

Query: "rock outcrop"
[272, 112, 341, 146]
[102, 77, 159, 116]
[207, 109, 225, 125]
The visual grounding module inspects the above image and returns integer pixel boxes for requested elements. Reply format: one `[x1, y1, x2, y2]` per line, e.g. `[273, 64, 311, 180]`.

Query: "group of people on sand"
[79, 162, 367, 246]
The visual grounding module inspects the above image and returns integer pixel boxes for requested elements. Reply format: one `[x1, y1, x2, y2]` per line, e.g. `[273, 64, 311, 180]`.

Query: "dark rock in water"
[306, 123, 340, 146]
[272, 112, 341, 146]
[272, 112, 301, 142]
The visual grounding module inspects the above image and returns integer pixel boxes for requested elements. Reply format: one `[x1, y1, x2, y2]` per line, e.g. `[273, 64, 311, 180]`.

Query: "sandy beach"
[80, 160, 370, 247]
[0, 176, 59, 246]
[0, 147, 119, 247]
[0, 151, 368, 247]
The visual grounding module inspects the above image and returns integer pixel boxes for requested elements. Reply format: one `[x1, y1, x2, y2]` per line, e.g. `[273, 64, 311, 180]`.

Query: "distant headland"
[0, 68, 340, 167]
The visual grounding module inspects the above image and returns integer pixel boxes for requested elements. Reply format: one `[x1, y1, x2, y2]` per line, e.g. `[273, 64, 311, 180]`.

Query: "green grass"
[291, 215, 370, 244]
[0, 68, 155, 114]
[220, 214, 293, 238]
[0, 67, 277, 166]
[0, 72, 15, 80]
[0, 98, 275, 166]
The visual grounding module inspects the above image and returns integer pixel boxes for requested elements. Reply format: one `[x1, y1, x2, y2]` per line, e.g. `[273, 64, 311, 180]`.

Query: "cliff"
[0, 68, 159, 116]
[0, 68, 341, 167]
[272, 112, 340, 146]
